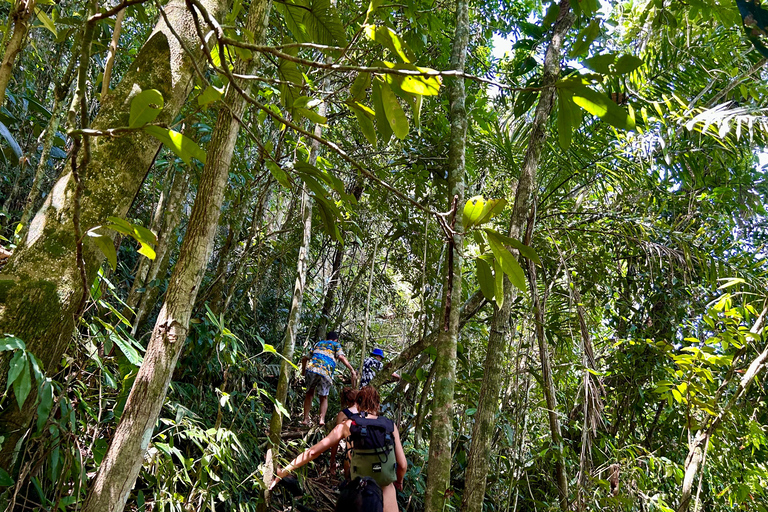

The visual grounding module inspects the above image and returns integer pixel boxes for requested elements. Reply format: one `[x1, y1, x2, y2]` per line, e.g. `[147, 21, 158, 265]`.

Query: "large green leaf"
[484, 228, 541, 264]
[379, 79, 409, 139]
[275, 0, 309, 42]
[464, 196, 485, 227]
[349, 102, 377, 147]
[486, 230, 527, 291]
[7, 351, 27, 390]
[13, 357, 32, 409]
[569, 19, 600, 57]
[476, 257, 495, 302]
[476, 198, 507, 225]
[372, 78, 393, 143]
[0, 336, 25, 352]
[129, 89, 164, 128]
[562, 81, 635, 131]
[350, 72, 371, 101]
[37, 379, 54, 432]
[143, 126, 207, 165]
[0, 121, 22, 158]
[88, 230, 117, 270]
[365, 24, 415, 63]
[493, 259, 504, 308]
[276, 54, 303, 108]
[305, 0, 347, 46]
[378, 61, 441, 96]
[558, 89, 575, 149]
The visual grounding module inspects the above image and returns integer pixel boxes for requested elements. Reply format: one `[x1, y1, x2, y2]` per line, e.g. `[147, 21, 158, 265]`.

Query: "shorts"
[306, 371, 332, 396]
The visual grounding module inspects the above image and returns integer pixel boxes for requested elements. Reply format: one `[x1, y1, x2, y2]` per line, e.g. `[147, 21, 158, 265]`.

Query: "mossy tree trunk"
[423, 1, 468, 510]
[0, 0, 36, 107]
[0, 0, 227, 471]
[460, 3, 572, 511]
[80, 1, 273, 510]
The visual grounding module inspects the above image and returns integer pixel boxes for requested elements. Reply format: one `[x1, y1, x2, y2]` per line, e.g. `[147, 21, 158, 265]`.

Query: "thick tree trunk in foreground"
[80, 3, 272, 511]
[0, 0, 36, 107]
[0, 0, 225, 470]
[423, 1, 468, 510]
[461, 4, 572, 511]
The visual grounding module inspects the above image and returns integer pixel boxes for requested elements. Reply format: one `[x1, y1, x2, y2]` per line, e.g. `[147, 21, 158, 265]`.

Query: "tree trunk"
[79, 3, 274, 511]
[0, 0, 227, 471]
[0, 0, 36, 107]
[460, 3, 572, 511]
[127, 165, 191, 331]
[423, 0, 468, 510]
[267, 183, 312, 447]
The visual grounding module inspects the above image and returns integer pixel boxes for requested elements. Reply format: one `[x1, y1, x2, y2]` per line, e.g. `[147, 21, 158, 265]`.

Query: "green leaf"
[493, 259, 504, 308]
[569, 19, 600, 57]
[132, 225, 158, 246]
[275, 0, 309, 43]
[365, 24, 415, 63]
[37, 379, 54, 432]
[137, 243, 156, 260]
[0, 336, 25, 352]
[367, 0, 384, 15]
[614, 55, 643, 74]
[371, 79, 393, 144]
[567, 84, 636, 130]
[7, 351, 27, 390]
[267, 161, 292, 188]
[35, 7, 57, 37]
[198, 85, 224, 106]
[276, 54, 303, 108]
[476, 198, 507, 225]
[350, 73, 371, 101]
[295, 107, 327, 125]
[484, 228, 541, 264]
[110, 330, 143, 366]
[129, 89, 164, 128]
[88, 230, 117, 270]
[463, 196, 485, 227]
[558, 89, 575, 149]
[583, 53, 616, 75]
[379, 79, 409, 139]
[143, 126, 207, 165]
[486, 230, 527, 291]
[0, 121, 22, 158]
[0, 467, 13, 487]
[349, 102, 377, 147]
[305, 0, 348, 46]
[476, 257, 495, 302]
[378, 61, 441, 96]
[316, 199, 343, 242]
[13, 358, 32, 409]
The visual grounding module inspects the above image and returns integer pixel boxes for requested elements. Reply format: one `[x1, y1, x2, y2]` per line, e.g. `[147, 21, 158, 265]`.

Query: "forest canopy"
[1, 0, 768, 511]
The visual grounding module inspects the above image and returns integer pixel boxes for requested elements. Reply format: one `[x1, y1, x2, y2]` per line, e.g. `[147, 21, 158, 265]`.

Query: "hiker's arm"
[273, 424, 347, 482]
[393, 425, 407, 490]
[391, 371, 401, 381]
[338, 355, 357, 380]
[328, 411, 347, 472]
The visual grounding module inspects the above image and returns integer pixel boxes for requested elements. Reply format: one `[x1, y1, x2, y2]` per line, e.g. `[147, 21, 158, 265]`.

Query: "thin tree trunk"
[358, 237, 379, 381]
[460, 3, 572, 512]
[101, 7, 126, 99]
[0, 0, 36, 107]
[315, 244, 343, 341]
[424, 0, 468, 509]
[0, 0, 228, 471]
[127, 165, 191, 329]
[80, 2, 272, 511]
[414, 358, 436, 449]
[267, 86, 328, 446]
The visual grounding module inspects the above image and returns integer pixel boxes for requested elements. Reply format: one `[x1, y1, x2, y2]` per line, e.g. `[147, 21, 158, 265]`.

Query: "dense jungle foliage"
[1, 0, 768, 511]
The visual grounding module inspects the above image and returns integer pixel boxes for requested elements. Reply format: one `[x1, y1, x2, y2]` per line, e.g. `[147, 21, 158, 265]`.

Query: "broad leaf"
[267, 161, 292, 189]
[0, 121, 22, 158]
[7, 351, 27, 390]
[378, 61, 442, 96]
[305, 0, 348, 46]
[563, 82, 636, 131]
[13, 358, 32, 409]
[198, 85, 224, 106]
[110, 330, 143, 366]
[35, 7, 57, 37]
[350, 72, 371, 101]
[569, 19, 600, 57]
[349, 102, 377, 147]
[486, 231, 527, 291]
[88, 231, 117, 270]
[365, 25, 415, 63]
[129, 89, 164, 128]
[144, 126, 207, 165]
[372, 79, 393, 143]
[583, 53, 616, 75]
[558, 89, 575, 149]
[37, 379, 54, 432]
[476, 257, 495, 301]
[484, 228, 541, 264]
[614, 55, 643, 74]
[477, 198, 507, 225]
[379, 79, 409, 139]
[0, 336, 25, 352]
[463, 196, 486, 227]
[275, 0, 310, 43]
[276, 54, 303, 108]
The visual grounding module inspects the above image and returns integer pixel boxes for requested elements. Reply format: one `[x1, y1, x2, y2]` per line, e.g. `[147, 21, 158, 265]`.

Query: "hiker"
[329, 387, 358, 476]
[270, 386, 407, 512]
[359, 348, 400, 388]
[301, 331, 357, 426]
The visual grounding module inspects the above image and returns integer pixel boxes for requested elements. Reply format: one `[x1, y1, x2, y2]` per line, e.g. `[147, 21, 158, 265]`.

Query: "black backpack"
[335, 476, 383, 512]
[348, 413, 397, 487]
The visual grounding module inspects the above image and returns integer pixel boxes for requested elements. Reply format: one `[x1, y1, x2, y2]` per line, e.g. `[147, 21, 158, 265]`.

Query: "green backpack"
[348, 413, 397, 488]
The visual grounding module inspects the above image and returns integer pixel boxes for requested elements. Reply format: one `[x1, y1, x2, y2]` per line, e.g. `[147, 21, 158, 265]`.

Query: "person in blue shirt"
[301, 331, 356, 425]
[360, 348, 400, 388]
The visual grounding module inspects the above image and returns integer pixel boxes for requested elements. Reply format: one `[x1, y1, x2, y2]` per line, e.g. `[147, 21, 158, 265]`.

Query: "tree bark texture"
[460, 4, 572, 511]
[268, 183, 312, 447]
[0, 0, 36, 107]
[424, 1, 468, 510]
[80, 2, 272, 511]
[0, 0, 227, 471]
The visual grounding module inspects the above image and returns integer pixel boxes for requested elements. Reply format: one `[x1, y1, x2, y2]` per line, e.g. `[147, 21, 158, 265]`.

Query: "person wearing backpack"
[270, 386, 407, 512]
[329, 387, 358, 476]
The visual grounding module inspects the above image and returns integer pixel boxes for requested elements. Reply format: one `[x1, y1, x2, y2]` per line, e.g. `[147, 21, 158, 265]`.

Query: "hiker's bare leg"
[383, 483, 399, 512]
[318, 395, 329, 425]
[302, 389, 314, 424]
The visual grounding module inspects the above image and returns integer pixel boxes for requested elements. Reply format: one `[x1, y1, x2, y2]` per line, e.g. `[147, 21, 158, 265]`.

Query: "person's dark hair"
[327, 331, 339, 340]
[341, 387, 358, 408]
[356, 386, 380, 415]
